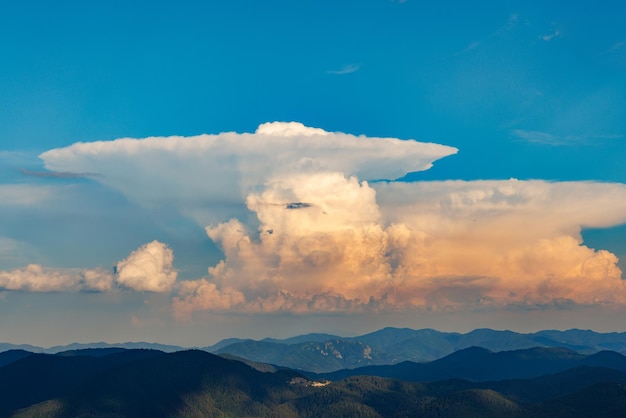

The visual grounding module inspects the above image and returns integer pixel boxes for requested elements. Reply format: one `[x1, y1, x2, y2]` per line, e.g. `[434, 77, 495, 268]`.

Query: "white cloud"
[542, 30, 560, 41]
[327, 64, 360, 75]
[462, 41, 481, 53]
[0, 240, 176, 294]
[0, 184, 56, 206]
[34, 122, 626, 318]
[0, 237, 46, 269]
[40, 122, 457, 226]
[116, 240, 177, 292]
[513, 129, 623, 145]
[513, 129, 566, 145]
[0, 264, 113, 292]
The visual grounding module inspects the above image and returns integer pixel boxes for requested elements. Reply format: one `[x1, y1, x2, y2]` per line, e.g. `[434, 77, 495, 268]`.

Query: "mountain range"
[311, 346, 626, 382]
[3, 347, 626, 417]
[209, 327, 626, 373]
[5, 327, 626, 375]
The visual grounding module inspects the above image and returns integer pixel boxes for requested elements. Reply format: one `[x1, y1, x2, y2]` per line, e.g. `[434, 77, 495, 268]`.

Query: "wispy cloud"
[513, 129, 564, 145]
[513, 129, 623, 145]
[327, 64, 360, 75]
[462, 41, 481, 52]
[455, 13, 519, 55]
[600, 40, 626, 65]
[0, 184, 56, 206]
[541, 29, 560, 42]
[495, 13, 519, 35]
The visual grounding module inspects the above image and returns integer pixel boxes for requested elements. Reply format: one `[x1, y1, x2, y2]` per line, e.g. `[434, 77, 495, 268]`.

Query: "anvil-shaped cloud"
[34, 123, 626, 318]
[41, 122, 456, 226]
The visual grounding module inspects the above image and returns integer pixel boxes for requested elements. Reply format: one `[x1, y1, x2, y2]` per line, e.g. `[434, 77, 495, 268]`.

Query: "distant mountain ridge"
[4, 327, 626, 374]
[209, 327, 626, 373]
[0, 341, 187, 355]
[311, 346, 626, 382]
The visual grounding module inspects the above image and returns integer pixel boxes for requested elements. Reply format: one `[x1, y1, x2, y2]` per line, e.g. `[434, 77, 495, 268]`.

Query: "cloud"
[513, 129, 562, 145]
[495, 13, 519, 35]
[116, 240, 177, 292]
[172, 178, 626, 317]
[36, 122, 626, 318]
[462, 41, 481, 53]
[0, 264, 114, 292]
[513, 129, 624, 145]
[0, 184, 56, 206]
[0, 237, 43, 267]
[327, 64, 360, 75]
[40, 122, 457, 226]
[0, 241, 176, 293]
[541, 30, 560, 42]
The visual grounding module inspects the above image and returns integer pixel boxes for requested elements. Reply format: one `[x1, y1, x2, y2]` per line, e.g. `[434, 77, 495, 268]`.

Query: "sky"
[1, 0, 626, 347]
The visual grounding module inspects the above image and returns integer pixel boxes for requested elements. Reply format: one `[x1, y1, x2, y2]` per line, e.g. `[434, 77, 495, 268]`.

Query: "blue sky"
[1, 0, 626, 347]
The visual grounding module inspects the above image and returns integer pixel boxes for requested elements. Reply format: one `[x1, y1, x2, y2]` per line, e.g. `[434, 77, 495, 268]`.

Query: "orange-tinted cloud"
[0, 241, 176, 293]
[173, 177, 626, 317]
[34, 123, 626, 317]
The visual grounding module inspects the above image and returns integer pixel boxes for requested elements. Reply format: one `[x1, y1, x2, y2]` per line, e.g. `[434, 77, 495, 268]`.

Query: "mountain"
[0, 344, 43, 354]
[348, 327, 561, 361]
[7, 327, 626, 375]
[313, 346, 626, 382]
[485, 366, 626, 403]
[214, 338, 396, 373]
[262, 332, 343, 345]
[203, 333, 344, 354]
[8, 349, 307, 418]
[0, 349, 165, 416]
[45, 341, 186, 353]
[202, 337, 253, 352]
[0, 350, 33, 368]
[531, 381, 626, 417]
[7, 347, 626, 417]
[211, 327, 626, 372]
[0, 342, 188, 355]
[534, 329, 626, 352]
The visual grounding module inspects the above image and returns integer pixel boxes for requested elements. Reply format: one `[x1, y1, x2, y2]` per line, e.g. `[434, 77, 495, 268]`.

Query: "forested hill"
[4, 347, 626, 417]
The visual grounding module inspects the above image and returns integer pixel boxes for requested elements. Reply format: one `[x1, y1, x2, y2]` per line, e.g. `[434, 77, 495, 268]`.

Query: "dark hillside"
[315, 346, 620, 382]
[0, 350, 33, 368]
[0, 349, 164, 416]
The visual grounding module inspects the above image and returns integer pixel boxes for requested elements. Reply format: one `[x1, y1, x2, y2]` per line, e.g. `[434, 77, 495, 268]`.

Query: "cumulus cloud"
[173, 178, 626, 317]
[116, 240, 177, 292]
[39, 122, 457, 226]
[0, 241, 176, 293]
[35, 122, 626, 318]
[0, 265, 114, 292]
